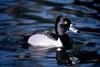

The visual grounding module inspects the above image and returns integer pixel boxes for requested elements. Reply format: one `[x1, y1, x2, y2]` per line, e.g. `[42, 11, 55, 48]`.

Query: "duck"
[26, 15, 79, 49]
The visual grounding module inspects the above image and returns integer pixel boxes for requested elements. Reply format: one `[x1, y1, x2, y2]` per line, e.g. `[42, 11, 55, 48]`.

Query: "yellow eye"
[64, 21, 68, 24]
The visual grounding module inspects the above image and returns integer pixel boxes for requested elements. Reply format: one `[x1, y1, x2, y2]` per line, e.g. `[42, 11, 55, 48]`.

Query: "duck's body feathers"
[28, 33, 62, 48]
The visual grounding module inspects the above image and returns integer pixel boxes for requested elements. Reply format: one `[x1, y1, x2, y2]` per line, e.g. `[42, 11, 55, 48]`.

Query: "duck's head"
[55, 15, 78, 35]
[55, 15, 71, 35]
[55, 15, 71, 28]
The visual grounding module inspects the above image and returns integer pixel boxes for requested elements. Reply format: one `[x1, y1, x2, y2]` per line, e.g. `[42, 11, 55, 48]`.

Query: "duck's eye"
[64, 21, 68, 25]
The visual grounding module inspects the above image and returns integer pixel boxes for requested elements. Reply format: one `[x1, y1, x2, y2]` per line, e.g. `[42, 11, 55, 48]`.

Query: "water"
[0, 0, 100, 67]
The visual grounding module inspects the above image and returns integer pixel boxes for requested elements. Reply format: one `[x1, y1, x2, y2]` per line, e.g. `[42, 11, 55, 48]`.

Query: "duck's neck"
[57, 23, 65, 35]
[55, 19, 66, 36]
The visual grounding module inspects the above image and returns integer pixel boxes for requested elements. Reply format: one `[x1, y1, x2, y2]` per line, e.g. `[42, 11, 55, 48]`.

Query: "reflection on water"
[0, 0, 100, 67]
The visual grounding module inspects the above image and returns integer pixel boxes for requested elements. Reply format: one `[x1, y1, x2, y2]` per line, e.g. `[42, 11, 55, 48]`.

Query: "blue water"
[0, 0, 100, 67]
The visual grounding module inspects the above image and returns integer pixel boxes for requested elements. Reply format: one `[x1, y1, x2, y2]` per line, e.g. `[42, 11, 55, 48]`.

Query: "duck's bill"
[69, 24, 78, 33]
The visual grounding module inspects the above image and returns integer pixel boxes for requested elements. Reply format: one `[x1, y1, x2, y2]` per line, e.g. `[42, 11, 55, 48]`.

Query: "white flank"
[28, 34, 62, 48]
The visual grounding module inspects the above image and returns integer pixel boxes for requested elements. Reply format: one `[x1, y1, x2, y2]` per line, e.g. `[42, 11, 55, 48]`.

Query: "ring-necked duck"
[27, 15, 78, 48]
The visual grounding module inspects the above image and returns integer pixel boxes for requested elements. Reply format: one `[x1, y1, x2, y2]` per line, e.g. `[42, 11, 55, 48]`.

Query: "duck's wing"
[48, 33, 58, 40]
[45, 33, 58, 40]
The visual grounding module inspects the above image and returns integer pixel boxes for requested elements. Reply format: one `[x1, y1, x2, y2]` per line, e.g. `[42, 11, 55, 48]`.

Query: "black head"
[55, 15, 71, 35]
[63, 17, 71, 28]
[55, 15, 71, 28]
